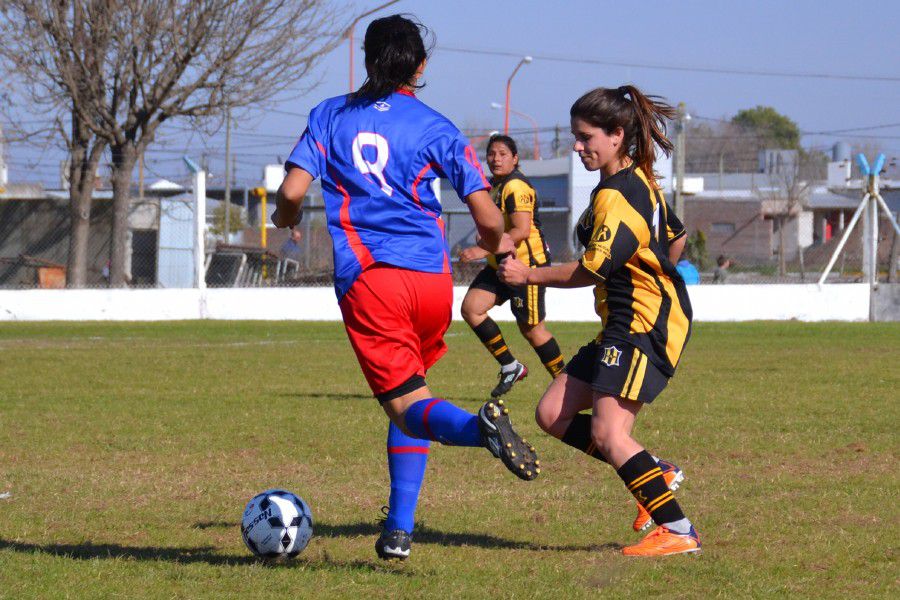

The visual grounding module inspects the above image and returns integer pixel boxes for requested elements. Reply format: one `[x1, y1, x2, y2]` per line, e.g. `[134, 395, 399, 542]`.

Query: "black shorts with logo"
[470, 266, 546, 326]
[565, 339, 669, 403]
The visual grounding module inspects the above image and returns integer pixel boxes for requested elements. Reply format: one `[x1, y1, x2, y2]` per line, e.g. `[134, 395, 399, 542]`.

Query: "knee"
[534, 403, 554, 434]
[460, 301, 482, 325]
[590, 421, 625, 457]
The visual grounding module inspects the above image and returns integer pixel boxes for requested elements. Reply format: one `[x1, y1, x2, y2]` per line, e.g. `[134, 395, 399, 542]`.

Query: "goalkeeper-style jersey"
[286, 90, 490, 300]
[575, 164, 692, 377]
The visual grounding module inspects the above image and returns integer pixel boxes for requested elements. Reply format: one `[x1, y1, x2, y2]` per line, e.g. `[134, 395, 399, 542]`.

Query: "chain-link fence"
[2, 186, 898, 289]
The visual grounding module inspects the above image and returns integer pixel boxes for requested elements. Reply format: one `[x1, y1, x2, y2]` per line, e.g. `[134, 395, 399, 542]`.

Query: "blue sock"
[385, 422, 429, 533]
[404, 398, 482, 447]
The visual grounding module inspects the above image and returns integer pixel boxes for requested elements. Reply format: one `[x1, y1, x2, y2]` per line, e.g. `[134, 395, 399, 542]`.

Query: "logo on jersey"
[373, 101, 391, 112]
[596, 224, 611, 242]
[600, 345, 621, 367]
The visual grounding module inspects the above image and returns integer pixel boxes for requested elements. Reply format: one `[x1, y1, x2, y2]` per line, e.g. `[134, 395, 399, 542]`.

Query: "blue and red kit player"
[272, 15, 540, 561]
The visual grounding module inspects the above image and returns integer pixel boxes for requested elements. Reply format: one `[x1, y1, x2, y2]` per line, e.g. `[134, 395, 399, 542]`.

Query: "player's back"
[288, 91, 488, 299]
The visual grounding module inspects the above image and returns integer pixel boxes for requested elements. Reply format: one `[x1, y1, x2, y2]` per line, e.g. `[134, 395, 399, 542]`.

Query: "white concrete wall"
[0, 284, 870, 322]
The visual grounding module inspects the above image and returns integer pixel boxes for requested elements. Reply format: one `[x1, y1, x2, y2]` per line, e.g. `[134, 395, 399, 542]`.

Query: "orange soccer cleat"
[622, 525, 701, 557]
[632, 458, 684, 531]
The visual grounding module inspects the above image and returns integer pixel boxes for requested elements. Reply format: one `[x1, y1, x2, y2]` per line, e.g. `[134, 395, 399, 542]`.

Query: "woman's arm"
[498, 257, 597, 289]
[272, 167, 313, 228]
[669, 234, 686, 264]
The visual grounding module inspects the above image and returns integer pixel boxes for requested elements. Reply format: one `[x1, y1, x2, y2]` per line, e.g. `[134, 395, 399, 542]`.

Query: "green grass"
[0, 320, 897, 599]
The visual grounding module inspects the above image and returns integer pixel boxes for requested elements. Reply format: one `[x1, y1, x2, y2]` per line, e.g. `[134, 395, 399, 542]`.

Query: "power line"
[435, 45, 900, 83]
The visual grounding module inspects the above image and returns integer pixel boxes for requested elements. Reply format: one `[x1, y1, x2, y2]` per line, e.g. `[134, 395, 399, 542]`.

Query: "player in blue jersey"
[272, 15, 540, 561]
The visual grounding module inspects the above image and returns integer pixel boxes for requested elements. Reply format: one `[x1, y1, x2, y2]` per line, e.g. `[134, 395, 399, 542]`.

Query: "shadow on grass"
[275, 392, 372, 401]
[316, 521, 621, 553]
[0, 539, 415, 575]
[193, 519, 620, 553]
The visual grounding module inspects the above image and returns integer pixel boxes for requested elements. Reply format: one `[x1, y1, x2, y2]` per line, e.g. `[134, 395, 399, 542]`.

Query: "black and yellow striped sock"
[560, 414, 607, 463]
[472, 317, 515, 366]
[534, 337, 565, 377]
[617, 450, 686, 525]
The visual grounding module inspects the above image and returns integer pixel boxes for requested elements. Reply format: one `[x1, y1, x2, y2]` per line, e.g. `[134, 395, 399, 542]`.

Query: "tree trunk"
[778, 215, 787, 276]
[109, 143, 138, 288]
[66, 136, 104, 288]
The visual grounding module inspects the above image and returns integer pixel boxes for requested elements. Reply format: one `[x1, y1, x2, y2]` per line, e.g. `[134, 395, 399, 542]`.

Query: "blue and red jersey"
[286, 90, 490, 300]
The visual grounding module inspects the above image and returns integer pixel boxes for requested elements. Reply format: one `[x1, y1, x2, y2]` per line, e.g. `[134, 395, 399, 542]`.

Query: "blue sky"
[6, 0, 900, 186]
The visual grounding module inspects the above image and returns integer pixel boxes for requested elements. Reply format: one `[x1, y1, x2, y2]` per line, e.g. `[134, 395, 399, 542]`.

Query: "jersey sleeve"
[665, 202, 686, 242]
[424, 126, 490, 200]
[579, 189, 641, 282]
[285, 104, 326, 179]
[503, 180, 536, 215]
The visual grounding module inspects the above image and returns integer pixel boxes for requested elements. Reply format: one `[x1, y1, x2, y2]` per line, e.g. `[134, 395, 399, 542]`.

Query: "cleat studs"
[535, 460, 541, 466]
[529, 446, 535, 452]
[526, 471, 532, 477]
[535, 468, 541, 474]
[502, 408, 509, 415]
[510, 452, 516, 458]
[497, 399, 504, 406]
[519, 464, 525, 469]
[506, 442, 512, 448]
[488, 403, 495, 410]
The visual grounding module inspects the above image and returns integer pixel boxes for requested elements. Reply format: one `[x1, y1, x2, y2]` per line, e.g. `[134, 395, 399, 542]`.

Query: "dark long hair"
[570, 85, 675, 182]
[351, 15, 431, 101]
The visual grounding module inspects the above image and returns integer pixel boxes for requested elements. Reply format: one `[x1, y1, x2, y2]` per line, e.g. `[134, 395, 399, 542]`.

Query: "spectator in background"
[676, 257, 700, 285]
[713, 255, 731, 284]
[280, 226, 304, 263]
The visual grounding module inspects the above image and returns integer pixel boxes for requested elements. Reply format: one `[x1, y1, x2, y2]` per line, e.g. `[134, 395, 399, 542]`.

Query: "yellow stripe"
[621, 350, 641, 397]
[545, 356, 563, 367]
[645, 491, 674, 513]
[491, 345, 508, 357]
[530, 284, 538, 325]
[627, 354, 649, 400]
[486, 334, 503, 346]
[627, 467, 662, 490]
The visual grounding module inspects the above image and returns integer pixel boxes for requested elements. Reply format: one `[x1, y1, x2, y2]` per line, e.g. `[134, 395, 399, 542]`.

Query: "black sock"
[534, 337, 565, 377]
[472, 317, 515, 366]
[617, 450, 686, 526]
[560, 414, 607, 463]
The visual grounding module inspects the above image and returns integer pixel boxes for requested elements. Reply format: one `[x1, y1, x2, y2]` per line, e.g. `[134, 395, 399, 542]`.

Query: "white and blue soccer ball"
[241, 489, 313, 559]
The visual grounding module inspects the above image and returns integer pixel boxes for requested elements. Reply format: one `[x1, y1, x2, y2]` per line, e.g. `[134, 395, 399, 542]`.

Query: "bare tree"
[1, 0, 347, 287]
[755, 150, 824, 276]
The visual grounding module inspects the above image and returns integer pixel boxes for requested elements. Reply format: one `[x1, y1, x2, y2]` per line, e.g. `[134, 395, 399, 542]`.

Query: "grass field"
[0, 320, 897, 599]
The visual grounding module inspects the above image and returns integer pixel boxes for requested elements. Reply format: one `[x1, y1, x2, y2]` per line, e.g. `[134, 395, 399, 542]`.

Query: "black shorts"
[565, 339, 669, 403]
[470, 266, 546, 326]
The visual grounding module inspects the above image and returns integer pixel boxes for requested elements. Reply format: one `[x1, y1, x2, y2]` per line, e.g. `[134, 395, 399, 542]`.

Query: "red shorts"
[339, 264, 453, 399]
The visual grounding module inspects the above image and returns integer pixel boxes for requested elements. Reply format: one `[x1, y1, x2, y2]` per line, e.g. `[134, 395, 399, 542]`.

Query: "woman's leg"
[518, 320, 565, 378]
[461, 286, 519, 370]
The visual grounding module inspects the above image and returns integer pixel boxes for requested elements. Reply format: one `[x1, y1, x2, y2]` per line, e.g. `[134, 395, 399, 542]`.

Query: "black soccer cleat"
[478, 399, 540, 481]
[375, 529, 411, 561]
[490, 362, 528, 398]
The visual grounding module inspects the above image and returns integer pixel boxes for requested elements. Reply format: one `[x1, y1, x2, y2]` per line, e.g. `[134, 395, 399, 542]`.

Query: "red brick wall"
[683, 199, 772, 263]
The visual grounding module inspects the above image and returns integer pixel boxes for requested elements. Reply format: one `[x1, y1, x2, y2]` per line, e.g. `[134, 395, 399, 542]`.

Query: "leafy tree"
[732, 106, 801, 150]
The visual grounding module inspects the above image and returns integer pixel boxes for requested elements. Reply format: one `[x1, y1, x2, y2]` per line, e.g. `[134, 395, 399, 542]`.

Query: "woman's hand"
[459, 246, 489, 263]
[498, 256, 529, 286]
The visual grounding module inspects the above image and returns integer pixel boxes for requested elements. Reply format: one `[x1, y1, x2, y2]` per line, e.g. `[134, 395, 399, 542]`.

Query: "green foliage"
[685, 229, 708, 270]
[732, 106, 801, 149]
[210, 203, 246, 237]
[1, 321, 897, 597]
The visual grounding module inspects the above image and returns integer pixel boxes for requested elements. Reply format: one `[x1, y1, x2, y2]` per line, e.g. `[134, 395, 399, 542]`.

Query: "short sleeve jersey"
[575, 165, 691, 376]
[286, 91, 490, 300]
[486, 170, 549, 269]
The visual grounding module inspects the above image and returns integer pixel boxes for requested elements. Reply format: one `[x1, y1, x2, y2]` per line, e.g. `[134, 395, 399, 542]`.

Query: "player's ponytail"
[352, 15, 431, 102]
[570, 85, 676, 183]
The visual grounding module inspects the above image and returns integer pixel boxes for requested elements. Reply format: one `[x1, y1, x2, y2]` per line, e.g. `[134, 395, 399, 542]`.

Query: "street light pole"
[347, 0, 401, 93]
[504, 56, 532, 134]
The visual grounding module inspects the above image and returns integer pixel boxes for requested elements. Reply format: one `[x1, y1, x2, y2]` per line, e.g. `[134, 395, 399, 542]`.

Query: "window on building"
[711, 222, 735, 235]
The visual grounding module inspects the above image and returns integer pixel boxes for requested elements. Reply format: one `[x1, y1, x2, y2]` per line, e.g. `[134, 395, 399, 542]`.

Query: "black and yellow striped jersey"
[486, 170, 550, 269]
[575, 164, 691, 377]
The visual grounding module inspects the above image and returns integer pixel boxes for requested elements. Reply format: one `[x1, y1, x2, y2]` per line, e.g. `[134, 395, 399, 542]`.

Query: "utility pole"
[0, 121, 7, 191]
[224, 106, 232, 241]
[673, 102, 687, 221]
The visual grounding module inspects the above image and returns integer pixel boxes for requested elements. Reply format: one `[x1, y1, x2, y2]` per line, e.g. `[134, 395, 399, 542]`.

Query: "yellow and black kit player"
[460, 135, 565, 398]
[498, 85, 701, 556]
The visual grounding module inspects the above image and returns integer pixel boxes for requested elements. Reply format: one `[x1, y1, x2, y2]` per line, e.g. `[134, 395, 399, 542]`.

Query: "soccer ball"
[241, 489, 313, 559]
